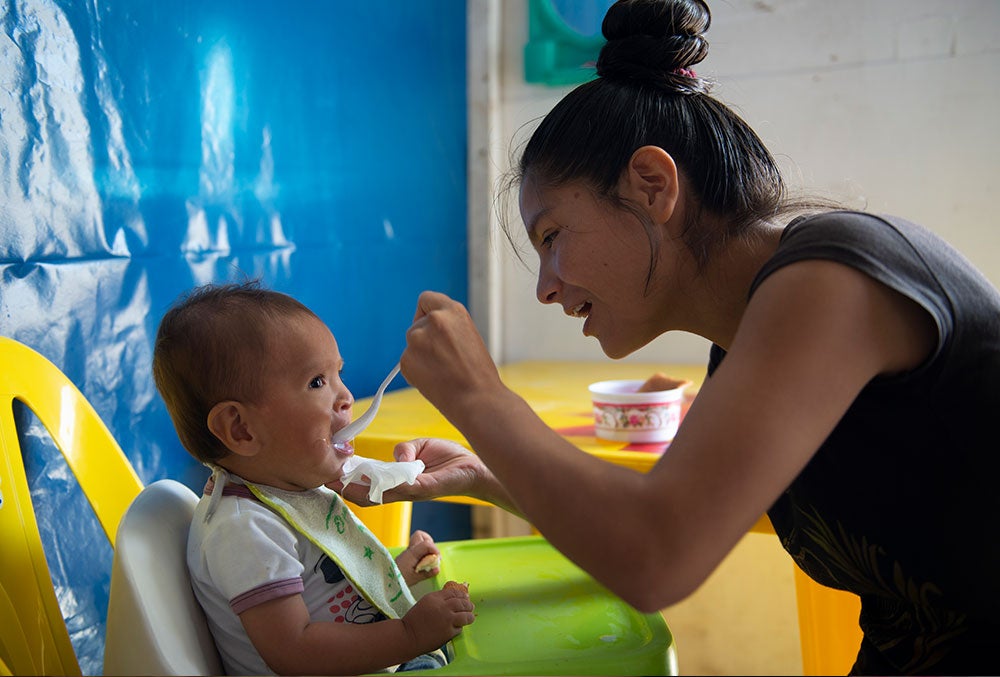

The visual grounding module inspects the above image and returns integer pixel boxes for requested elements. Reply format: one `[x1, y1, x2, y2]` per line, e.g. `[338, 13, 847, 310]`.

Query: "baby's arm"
[395, 529, 441, 587]
[240, 587, 473, 675]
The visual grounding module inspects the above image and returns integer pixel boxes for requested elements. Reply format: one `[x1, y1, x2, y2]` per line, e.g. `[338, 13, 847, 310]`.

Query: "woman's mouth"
[568, 300, 594, 336]
[568, 300, 592, 318]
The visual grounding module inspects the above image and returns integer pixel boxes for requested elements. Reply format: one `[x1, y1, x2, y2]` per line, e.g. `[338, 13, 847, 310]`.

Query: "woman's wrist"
[473, 461, 522, 517]
[443, 381, 518, 433]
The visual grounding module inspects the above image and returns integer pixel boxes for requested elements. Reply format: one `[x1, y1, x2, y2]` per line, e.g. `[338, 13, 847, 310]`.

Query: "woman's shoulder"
[768, 209, 983, 285]
[759, 210, 925, 286]
[778, 210, 994, 297]
[783, 209, 932, 244]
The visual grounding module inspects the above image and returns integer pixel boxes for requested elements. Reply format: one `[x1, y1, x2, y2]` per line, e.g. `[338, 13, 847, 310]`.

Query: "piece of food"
[443, 580, 469, 593]
[415, 553, 441, 573]
[637, 372, 684, 392]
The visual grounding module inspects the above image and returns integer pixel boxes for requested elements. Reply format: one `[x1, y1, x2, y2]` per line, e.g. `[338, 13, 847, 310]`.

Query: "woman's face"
[519, 174, 679, 358]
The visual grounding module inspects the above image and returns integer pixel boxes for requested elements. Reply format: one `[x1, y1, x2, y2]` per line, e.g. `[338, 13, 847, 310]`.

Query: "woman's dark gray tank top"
[707, 211, 1000, 675]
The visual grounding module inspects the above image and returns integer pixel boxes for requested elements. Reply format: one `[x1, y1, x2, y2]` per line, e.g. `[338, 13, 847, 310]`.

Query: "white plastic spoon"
[331, 363, 401, 444]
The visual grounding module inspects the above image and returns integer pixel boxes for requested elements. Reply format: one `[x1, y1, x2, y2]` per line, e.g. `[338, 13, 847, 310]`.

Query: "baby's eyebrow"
[301, 358, 340, 378]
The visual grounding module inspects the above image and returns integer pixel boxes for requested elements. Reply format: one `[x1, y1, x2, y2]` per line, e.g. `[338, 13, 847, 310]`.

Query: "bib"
[245, 482, 416, 619]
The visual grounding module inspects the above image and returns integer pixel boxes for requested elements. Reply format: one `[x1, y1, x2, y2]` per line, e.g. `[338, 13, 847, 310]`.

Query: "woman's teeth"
[570, 301, 591, 318]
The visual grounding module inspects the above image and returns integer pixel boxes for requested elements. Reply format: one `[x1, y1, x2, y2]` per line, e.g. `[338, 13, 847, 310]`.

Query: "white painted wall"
[485, 0, 1000, 366]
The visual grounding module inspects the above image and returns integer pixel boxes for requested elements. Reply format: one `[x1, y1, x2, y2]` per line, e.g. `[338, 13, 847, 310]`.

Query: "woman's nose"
[536, 264, 560, 305]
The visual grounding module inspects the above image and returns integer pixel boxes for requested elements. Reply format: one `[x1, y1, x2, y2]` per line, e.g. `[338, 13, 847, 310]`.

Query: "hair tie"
[672, 67, 698, 79]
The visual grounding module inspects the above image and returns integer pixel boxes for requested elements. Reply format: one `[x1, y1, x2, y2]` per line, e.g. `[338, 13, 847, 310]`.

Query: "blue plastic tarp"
[1, 1, 467, 672]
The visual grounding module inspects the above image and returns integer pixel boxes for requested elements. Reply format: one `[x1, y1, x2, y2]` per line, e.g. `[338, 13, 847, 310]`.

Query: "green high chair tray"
[401, 535, 677, 676]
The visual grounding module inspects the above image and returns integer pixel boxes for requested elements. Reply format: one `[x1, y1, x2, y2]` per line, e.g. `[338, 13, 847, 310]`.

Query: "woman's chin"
[599, 338, 633, 360]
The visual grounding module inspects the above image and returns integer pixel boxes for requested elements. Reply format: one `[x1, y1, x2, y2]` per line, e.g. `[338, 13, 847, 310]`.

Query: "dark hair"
[505, 0, 814, 275]
[152, 281, 318, 463]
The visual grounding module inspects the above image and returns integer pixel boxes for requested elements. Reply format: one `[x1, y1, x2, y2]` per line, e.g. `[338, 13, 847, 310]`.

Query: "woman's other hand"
[333, 437, 520, 515]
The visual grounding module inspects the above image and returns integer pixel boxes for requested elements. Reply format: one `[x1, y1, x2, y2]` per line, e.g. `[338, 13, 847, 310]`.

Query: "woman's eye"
[309, 376, 326, 389]
[541, 229, 558, 248]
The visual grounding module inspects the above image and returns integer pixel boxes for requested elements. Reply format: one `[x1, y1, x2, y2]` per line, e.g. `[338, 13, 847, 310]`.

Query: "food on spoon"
[637, 372, 685, 393]
[415, 553, 441, 573]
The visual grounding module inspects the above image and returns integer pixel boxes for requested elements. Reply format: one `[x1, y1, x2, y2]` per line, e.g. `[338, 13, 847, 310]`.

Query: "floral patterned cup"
[588, 378, 689, 443]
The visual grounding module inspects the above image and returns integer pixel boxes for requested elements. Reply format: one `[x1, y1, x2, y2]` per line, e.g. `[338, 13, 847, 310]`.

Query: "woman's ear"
[623, 145, 680, 224]
[207, 401, 258, 457]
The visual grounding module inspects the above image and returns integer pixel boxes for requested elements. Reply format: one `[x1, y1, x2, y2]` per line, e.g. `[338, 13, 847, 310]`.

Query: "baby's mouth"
[332, 440, 354, 455]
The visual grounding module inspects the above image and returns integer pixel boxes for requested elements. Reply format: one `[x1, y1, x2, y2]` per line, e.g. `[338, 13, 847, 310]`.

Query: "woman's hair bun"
[596, 0, 711, 92]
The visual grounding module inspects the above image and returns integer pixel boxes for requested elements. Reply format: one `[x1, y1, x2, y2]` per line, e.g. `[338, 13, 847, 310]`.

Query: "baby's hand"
[401, 583, 475, 651]
[396, 530, 440, 586]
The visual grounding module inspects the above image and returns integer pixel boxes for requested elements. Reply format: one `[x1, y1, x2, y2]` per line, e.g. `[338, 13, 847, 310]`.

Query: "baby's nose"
[335, 390, 354, 411]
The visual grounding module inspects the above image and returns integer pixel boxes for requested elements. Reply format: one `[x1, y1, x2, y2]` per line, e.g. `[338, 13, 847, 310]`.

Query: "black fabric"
[707, 211, 1000, 675]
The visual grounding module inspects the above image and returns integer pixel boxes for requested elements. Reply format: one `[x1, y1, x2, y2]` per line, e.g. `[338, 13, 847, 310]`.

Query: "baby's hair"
[152, 280, 319, 463]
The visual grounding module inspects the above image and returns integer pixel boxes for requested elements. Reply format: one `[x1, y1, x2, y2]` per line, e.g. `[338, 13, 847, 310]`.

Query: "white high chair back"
[104, 479, 223, 676]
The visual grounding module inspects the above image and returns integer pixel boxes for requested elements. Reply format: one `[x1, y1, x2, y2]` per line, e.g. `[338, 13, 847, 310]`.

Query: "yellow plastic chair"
[793, 566, 862, 674]
[744, 514, 861, 674]
[0, 336, 144, 676]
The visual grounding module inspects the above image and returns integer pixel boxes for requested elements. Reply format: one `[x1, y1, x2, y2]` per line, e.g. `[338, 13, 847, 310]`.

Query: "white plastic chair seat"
[104, 479, 222, 676]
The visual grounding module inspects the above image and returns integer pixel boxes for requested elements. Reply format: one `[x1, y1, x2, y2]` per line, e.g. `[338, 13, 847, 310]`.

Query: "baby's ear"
[207, 401, 258, 456]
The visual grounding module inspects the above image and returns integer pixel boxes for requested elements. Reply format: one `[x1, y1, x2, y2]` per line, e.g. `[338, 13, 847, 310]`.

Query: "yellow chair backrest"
[0, 336, 143, 676]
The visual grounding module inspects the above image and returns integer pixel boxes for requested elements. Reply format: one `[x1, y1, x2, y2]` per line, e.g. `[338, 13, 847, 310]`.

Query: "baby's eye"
[309, 376, 327, 389]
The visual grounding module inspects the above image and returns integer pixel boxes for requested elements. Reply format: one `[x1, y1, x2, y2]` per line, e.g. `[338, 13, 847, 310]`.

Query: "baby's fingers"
[446, 592, 476, 628]
[452, 607, 476, 628]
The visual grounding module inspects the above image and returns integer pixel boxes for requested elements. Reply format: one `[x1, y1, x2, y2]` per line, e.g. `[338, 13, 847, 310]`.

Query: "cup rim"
[588, 378, 690, 396]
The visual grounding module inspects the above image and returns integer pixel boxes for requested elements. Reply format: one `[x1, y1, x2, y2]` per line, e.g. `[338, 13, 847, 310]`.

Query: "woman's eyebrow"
[525, 207, 553, 244]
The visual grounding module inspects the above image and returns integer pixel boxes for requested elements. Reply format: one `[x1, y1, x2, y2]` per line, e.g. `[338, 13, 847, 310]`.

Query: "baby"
[152, 281, 474, 675]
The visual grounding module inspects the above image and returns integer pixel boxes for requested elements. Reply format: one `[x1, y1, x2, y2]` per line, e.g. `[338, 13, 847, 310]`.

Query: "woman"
[340, 1, 1000, 673]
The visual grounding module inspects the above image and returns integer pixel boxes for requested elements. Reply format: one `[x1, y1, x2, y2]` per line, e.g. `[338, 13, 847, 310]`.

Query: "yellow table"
[350, 360, 863, 676]
[356, 360, 704, 472]
[351, 360, 767, 537]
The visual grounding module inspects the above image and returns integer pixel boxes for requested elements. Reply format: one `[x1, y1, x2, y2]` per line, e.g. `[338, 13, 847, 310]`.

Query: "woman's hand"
[402, 291, 506, 420]
[332, 438, 521, 515]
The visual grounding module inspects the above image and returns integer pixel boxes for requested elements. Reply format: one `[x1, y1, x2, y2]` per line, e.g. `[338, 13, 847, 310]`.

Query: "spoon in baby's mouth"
[331, 362, 401, 450]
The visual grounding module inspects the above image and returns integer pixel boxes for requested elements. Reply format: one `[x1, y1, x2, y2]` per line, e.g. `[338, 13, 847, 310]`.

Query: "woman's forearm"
[440, 386, 682, 603]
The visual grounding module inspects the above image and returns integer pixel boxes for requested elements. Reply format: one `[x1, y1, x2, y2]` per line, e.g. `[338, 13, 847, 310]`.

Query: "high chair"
[347, 487, 678, 672]
[400, 535, 676, 676]
[104, 481, 676, 676]
[103, 479, 222, 675]
[0, 336, 144, 676]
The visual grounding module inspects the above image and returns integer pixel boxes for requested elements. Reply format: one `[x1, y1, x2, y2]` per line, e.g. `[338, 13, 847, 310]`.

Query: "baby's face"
[242, 315, 357, 490]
